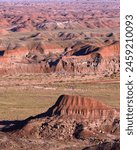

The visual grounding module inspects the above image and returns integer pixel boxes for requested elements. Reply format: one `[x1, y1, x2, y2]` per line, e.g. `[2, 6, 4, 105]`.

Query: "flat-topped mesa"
[46, 95, 119, 121]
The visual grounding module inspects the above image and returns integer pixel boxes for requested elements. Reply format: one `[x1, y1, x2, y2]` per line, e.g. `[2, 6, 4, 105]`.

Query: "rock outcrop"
[2, 95, 119, 142]
[0, 42, 120, 76]
[46, 95, 118, 121]
[82, 140, 120, 150]
[0, 94, 120, 149]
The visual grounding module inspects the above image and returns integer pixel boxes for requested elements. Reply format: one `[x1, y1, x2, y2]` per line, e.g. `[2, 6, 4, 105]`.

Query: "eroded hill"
[0, 95, 120, 150]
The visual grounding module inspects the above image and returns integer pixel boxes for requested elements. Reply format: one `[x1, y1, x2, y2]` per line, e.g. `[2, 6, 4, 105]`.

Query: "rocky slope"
[1, 94, 120, 149]
[0, 42, 120, 76]
[0, 0, 119, 31]
[0, 0, 119, 76]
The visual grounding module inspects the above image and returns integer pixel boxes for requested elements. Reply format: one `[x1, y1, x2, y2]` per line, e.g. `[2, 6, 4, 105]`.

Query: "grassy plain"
[0, 74, 120, 120]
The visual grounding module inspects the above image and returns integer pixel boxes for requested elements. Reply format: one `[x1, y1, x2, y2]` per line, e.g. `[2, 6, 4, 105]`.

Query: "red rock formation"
[0, 29, 9, 35]
[99, 41, 120, 58]
[0, 42, 120, 75]
[0, 94, 119, 145]
[47, 95, 118, 121]
[10, 94, 119, 141]
[55, 42, 120, 76]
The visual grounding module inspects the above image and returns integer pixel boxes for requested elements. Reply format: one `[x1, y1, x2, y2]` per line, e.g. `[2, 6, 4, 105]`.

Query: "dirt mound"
[0, 94, 119, 149]
[1, 95, 118, 141]
[46, 95, 118, 121]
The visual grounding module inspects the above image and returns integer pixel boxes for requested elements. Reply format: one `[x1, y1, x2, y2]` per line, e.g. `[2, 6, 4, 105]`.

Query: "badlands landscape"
[0, 0, 120, 149]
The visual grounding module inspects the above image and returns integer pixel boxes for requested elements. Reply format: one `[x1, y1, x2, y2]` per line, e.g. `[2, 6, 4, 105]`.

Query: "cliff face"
[0, 42, 120, 76]
[54, 41, 120, 77]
